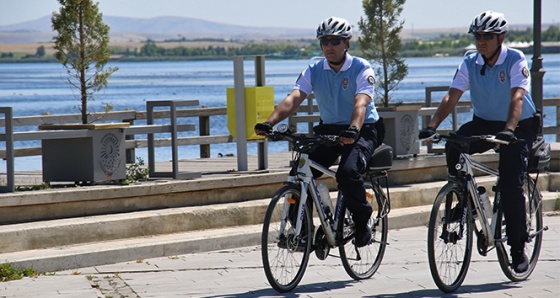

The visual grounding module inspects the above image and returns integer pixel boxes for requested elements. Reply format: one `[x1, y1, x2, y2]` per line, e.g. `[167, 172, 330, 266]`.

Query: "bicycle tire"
[496, 175, 543, 281]
[340, 180, 388, 280]
[427, 182, 474, 293]
[261, 184, 313, 293]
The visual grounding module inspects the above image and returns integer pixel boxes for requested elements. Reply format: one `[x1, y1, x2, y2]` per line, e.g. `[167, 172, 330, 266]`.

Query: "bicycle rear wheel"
[261, 184, 313, 293]
[496, 175, 543, 281]
[340, 180, 388, 280]
[427, 182, 473, 293]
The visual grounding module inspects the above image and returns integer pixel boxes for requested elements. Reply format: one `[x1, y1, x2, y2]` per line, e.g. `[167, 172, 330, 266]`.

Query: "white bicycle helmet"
[316, 17, 352, 39]
[468, 11, 508, 35]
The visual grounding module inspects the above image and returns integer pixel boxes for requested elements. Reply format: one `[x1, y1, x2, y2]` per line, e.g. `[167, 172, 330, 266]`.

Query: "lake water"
[1, 54, 559, 171]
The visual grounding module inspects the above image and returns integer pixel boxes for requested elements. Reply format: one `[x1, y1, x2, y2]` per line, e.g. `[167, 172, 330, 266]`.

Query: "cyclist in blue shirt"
[255, 17, 382, 247]
[419, 11, 538, 273]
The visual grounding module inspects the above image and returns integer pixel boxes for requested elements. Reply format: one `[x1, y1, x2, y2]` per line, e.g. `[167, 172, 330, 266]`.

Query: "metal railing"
[2, 98, 558, 161]
[2, 91, 559, 191]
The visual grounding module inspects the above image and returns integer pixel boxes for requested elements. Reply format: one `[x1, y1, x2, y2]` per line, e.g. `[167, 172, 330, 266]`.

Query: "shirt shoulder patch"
[367, 75, 375, 85]
[522, 66, 530, 78]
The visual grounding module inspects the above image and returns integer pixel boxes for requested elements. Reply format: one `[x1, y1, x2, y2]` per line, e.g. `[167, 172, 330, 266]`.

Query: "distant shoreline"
[3, 51, 560, 64]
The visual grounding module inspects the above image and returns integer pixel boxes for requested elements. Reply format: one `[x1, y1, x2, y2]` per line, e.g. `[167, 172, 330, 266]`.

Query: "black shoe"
[511, 249, 529, 273]
[354, 224, 372, 247]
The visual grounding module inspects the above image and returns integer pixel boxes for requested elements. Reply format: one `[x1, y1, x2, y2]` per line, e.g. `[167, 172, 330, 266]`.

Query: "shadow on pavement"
[367, 280, 522, 297]
[200, 279, 354, 297]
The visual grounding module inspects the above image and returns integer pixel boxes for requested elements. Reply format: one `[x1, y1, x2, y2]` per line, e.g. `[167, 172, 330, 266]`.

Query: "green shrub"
[125, 157, 150, 183]
[0, 263, 37, 282]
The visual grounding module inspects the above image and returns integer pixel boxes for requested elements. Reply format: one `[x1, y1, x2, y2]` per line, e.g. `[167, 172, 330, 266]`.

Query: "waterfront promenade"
[1, 213, 559, 297]
[0, 144, 559, 297]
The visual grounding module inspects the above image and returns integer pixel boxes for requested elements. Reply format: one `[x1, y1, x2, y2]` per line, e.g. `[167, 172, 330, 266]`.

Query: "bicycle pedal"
[372, 239, 390, 246]
[494, 237, 507, 243]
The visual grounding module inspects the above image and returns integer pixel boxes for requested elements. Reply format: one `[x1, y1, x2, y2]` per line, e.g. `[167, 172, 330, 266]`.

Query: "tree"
[36, 45, 46, 57]
[51, 0, 118, 124]
[358, 0, 408, 108]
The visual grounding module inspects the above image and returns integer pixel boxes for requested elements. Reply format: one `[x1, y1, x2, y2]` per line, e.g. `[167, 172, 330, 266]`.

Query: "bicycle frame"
[262, 128, 393, 292]
[283, 150, 343, 247]
[455, 152, 500, 246]
[427, 133, 548, 292]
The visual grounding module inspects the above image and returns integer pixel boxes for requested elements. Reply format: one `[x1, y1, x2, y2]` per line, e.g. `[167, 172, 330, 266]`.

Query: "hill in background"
[0, 15, 315, 43]
[1, 14, 542, 44]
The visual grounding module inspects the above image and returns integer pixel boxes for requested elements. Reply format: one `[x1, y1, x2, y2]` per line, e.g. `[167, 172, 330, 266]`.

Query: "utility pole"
[530, 0, 546, 112]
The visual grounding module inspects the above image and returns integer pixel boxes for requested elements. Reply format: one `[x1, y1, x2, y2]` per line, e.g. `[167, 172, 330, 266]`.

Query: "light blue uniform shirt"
[294, 53, 379, 125]
[450, 46, 536, 121]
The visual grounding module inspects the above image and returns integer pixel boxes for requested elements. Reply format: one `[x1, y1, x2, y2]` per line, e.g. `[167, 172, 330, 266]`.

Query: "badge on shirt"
[342, 77, 349, 89]
[367, 75, 375, 85]
[522, 67, 530, 78]
[499, 70, 506, 83]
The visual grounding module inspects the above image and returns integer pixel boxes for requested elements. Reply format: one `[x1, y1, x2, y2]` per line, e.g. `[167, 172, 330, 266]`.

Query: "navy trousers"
[309, 124, 379, 224]
[445, 116, 537, 249]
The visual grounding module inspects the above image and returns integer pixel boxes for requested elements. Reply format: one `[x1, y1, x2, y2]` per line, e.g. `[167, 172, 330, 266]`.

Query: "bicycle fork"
[278, 180, 338, 248]
[279, 182, 309, 244]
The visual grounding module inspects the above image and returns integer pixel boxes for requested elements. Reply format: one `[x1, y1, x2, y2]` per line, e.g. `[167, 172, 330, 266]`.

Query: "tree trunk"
[78, 5, 87, 124]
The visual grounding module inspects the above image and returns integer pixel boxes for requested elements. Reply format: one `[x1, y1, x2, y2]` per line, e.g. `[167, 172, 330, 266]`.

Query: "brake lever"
[485, 135, 510, 145]
[418, 133, 441, 143]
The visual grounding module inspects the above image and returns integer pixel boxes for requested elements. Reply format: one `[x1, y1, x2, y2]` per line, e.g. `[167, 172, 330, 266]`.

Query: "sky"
[0, 0, 558, 30]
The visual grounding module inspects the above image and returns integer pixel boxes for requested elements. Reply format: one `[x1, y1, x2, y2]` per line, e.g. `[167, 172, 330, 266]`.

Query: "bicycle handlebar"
[260, 129, 340, 154]
[420, 133, 520, 146]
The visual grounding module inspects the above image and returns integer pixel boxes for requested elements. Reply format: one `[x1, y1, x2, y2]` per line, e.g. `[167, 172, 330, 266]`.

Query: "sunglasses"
[474, 33, 495, 41]
[320, 38, 344, 46]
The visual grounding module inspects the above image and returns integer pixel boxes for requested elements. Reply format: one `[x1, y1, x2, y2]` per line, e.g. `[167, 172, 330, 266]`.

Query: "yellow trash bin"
[227, 86, 275, 140]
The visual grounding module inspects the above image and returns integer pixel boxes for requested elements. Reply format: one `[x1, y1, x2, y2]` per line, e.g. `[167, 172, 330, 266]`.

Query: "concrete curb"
[2, 192, 557, 273]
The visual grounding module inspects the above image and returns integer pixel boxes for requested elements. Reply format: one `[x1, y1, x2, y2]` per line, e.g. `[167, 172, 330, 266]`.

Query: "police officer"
[255, 16, 381, 247]
[419, 11, 537, 273]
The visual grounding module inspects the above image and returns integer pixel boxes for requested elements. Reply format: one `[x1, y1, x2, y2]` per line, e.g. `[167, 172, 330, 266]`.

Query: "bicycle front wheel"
[340, 180, 388, 280]
[496, 175, 543, 281]
[427, 182, 473, 293]
[261, 184, 313, 293]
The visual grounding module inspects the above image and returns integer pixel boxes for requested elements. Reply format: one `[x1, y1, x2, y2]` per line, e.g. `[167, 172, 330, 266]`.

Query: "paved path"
[2, 214, 559, 298]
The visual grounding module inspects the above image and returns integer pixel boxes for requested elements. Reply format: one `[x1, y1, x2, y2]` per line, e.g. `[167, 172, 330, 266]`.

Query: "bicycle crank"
[314, 226, 330, 260]
[475, 228, 488, 256]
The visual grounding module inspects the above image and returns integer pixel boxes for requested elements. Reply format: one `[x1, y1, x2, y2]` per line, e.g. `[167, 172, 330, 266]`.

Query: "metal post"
[307, 94, 314, 134]
[124, 118, 135, 164]
[170, 101, 179, 178]
[255, 55, 265, 87]
[255, 55, 268, 170]
[147, 102, 156, 175]
[424, 87, 433, 153]
[233, 56, 248, 171]
[531, 0, 546, 112]
[0, 107, 14, 193]
[199, 115, 210, 158]
[424, 86, 449, 153]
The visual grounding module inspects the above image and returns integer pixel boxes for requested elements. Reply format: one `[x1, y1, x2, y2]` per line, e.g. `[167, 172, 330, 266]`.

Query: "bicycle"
[424, 133, 548, 293]
[260, 124, 393, 292]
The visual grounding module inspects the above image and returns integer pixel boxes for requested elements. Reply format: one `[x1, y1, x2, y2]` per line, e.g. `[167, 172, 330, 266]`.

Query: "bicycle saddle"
[367, 143, 393, 171]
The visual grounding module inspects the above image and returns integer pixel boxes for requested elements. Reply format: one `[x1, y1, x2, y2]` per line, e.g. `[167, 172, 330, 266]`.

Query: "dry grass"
[0, 43, 56, 55]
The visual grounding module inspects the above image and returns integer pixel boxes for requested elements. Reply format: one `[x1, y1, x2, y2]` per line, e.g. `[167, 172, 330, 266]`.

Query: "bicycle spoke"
[262, 185, 311, 293]
[340, 181, 388, 280]
[496, 176, 544, 281]
[428, 183, 472, 293]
